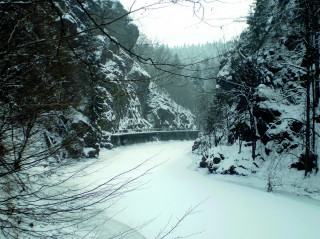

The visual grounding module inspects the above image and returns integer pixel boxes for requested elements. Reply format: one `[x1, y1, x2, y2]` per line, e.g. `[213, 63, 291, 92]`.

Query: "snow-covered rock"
[49, 0, 196, 155]
[192, 0, 320, 197]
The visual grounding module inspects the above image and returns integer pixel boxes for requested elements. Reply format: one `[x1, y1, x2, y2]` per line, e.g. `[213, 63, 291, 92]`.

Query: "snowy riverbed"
[63, 140, 320, 239]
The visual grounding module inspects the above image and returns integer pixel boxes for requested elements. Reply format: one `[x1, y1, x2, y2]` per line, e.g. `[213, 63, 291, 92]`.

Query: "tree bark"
[249, 105, 256, 161]
[305, 71, 311, 176]
[303, 0, 313, 176]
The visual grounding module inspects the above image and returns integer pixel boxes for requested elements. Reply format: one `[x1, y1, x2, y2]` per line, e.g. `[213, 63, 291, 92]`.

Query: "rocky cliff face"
[57, 0, 196, 157]
[0, 0, 196, 161]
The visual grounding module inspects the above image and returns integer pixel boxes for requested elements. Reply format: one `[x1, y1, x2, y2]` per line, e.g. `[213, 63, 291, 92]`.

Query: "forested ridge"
[134, 38, 230, 126]
[193, 0, 320, 195]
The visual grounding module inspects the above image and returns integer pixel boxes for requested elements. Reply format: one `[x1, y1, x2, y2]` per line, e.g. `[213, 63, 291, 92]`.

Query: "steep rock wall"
[0, 0, 196, 159]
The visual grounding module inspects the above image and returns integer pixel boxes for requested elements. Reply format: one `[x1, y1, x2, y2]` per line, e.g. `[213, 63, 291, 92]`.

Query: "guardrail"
[112, 128, 199, 136]
[108, 129, 200, 147]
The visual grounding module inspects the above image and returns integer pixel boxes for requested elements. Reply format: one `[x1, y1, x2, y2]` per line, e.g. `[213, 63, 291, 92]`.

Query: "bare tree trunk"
[314, 5, 320, 171]
[303, 0, 316, 176]
[313, 0, 320, 107]
[238, 137, 242, 154]
[249, 106, 256, 161]
[306, 71, 311, 176]
[312, 71, 316, 152]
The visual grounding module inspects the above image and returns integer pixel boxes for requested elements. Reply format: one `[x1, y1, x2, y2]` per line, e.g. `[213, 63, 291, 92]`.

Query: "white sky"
[119, 0, 254, 46]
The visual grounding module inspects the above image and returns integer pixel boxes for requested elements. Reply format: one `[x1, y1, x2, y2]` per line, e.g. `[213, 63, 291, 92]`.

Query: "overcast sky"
[119, 0, 254, 46]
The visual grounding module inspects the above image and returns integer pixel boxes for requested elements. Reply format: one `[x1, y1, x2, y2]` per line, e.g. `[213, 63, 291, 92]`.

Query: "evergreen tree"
[247, 0, 271, 51]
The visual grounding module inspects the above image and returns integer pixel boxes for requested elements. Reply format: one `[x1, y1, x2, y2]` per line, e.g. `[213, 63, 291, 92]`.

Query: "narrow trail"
[80, 141, 320, 239]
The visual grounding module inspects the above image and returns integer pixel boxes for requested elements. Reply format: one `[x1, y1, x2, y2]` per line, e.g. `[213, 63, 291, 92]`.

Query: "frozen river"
[70, 140, 320, 239]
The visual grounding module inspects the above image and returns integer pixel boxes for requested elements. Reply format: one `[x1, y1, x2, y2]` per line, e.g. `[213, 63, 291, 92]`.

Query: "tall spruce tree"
[247, 0, 271, 51]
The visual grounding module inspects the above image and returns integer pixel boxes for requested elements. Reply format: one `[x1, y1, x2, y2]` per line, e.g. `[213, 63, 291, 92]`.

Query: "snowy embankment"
[64, 141, 320, 239]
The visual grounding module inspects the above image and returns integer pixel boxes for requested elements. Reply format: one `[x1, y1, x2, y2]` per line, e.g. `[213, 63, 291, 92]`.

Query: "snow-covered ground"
[64, 141, 320, 239]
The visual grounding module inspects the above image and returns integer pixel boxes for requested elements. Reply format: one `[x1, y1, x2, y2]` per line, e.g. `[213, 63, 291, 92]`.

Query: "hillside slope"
[193, 0, 320, 197]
